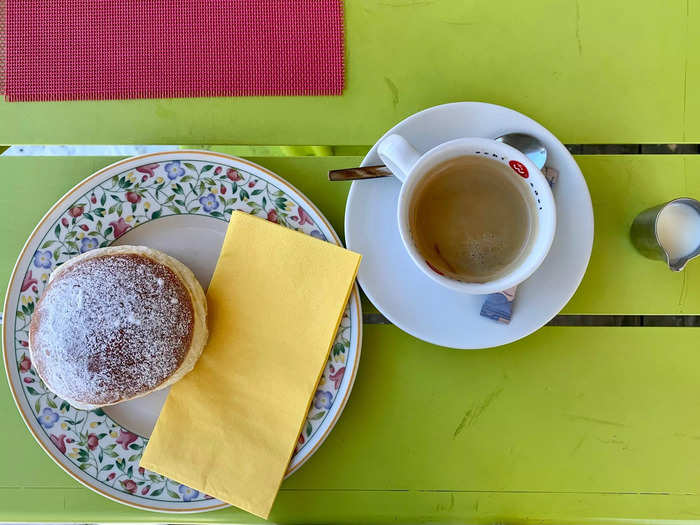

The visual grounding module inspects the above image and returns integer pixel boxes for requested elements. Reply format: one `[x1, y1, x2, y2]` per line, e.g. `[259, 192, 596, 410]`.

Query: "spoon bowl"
[495, 132, 547, 170]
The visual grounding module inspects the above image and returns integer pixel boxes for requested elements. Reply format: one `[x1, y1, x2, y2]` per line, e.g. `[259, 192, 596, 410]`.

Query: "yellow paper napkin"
[140, 211, 361, 518]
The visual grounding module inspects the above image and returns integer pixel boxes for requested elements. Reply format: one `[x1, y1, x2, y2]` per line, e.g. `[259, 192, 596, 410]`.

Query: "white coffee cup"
[378, 134, 556, 295]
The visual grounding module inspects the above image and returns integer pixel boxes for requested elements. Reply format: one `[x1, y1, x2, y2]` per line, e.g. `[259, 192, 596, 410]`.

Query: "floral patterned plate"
[2, 151, 362, 513]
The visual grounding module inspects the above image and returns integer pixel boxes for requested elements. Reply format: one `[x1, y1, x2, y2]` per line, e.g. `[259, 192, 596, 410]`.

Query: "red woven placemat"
[0, 0, 344, 101]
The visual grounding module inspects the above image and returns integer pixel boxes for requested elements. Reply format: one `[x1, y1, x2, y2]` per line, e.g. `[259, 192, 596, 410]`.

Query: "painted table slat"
[1, 155, 698, 317]
[0, 0, 694, 145]
[2, 325, 700, 523]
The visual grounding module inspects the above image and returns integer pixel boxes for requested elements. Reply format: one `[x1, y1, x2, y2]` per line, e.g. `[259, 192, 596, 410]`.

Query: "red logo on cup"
[509, 160, 529, 178]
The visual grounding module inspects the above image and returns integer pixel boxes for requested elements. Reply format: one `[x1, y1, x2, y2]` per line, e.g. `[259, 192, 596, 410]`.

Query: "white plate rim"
[3, 150, 362, 513]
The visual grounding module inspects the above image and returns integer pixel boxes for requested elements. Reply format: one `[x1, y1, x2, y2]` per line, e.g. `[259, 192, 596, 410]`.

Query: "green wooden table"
[2, 1, 700, 523]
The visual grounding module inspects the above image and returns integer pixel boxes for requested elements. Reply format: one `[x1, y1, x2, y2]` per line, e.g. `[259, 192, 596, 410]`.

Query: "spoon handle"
[328, 164, 392, 181]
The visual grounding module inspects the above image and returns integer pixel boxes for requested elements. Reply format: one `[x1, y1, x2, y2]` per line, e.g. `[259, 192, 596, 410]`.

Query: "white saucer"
[345, 102, 594, 349]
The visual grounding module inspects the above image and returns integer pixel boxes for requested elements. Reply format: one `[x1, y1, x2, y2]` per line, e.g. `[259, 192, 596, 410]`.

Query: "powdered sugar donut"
[29, 246, 208, 409]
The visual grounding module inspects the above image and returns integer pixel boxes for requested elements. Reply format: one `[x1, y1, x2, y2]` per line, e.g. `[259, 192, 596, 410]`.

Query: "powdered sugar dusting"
[30, 254, 194, 406]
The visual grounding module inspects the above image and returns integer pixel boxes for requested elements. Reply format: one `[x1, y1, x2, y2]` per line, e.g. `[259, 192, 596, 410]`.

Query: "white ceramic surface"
[345, 102, 594, 349]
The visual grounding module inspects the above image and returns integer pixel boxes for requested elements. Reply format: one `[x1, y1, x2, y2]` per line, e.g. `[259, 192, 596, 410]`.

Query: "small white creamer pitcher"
[631, 197, 700, 271]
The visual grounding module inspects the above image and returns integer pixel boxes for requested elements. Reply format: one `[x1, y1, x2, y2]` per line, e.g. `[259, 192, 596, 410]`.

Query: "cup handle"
[377, 134, 420, 183]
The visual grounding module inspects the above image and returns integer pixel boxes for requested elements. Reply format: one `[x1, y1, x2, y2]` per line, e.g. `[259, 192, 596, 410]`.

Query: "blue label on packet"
[480, 287, 517, 323]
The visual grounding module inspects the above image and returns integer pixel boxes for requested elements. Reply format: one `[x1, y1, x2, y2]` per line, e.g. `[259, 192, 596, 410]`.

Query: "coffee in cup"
[378, 134, 556, 295]
[409, 155, 536, 283]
